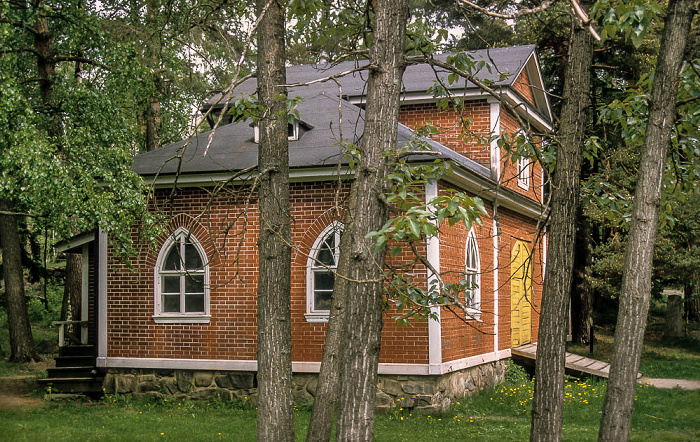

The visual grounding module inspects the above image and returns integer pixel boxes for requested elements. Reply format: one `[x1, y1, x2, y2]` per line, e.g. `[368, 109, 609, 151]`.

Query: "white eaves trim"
[349, 87, 552, 133]
[146, 166, 355, 189]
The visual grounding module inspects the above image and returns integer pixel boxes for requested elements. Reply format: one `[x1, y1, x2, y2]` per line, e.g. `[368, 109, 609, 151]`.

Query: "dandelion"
[160, 433, 165, 436]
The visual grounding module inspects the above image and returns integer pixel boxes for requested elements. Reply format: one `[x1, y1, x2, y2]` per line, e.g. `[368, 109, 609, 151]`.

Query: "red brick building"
[58, 45, 552, 409]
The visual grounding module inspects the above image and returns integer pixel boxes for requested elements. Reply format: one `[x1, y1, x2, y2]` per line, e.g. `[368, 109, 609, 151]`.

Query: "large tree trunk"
[306, 245, 349, 441]
[255, 0, 294, 439]
[334, 1, 409, 440]
[530, 8, 593, 441]
[145, 0, 161, 152]
[598, 1, 695, 440]
[571, 207, 593, 344]
[0, 199, 39, 363]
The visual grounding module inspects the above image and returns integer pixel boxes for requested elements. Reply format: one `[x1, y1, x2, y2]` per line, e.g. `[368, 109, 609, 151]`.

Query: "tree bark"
[571, 207, 593, 344]
[685, 281, 700, 322]
[255, 0, 294, 439]
[0, 199, 39, 363]
[306, 244, 349, 441]
[530, 8, 593, 442]
[598, 1, 696, 440]
[145, 0, 161, 152]
[333, 1, 409, 440]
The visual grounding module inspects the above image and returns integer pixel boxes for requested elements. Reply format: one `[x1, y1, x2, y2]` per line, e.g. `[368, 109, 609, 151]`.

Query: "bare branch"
[456, 0, 556, 19]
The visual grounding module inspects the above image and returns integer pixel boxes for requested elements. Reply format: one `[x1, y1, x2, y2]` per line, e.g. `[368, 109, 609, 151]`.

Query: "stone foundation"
[103, 360, 506, 412]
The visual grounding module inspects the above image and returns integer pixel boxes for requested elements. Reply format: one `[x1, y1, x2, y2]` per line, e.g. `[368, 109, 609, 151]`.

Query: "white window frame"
[464, 228, 481, 318]
[153, 227, 211, 324]
[305, 222, 343, 323]
[254, 120, 299, 143]
[517, 155, 530, 190]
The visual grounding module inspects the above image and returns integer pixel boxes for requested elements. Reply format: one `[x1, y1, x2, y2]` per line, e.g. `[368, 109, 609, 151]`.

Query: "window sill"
[152, 314, 211, 324]
[304, 313, 329, 323]
[465, 309, 482, 321]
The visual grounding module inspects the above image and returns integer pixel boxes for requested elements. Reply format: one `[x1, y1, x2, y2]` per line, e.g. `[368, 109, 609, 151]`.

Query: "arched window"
[306, 222, 343, 322]
[464, 228, 481, 314]
[153, 228, 210, 323]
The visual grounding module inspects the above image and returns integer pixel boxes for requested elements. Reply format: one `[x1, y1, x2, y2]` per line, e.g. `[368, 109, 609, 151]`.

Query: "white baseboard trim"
[98, 349, 512, 375]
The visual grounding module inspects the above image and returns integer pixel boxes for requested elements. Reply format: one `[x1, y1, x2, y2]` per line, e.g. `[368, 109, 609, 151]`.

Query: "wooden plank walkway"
[511, 343, 642, 379]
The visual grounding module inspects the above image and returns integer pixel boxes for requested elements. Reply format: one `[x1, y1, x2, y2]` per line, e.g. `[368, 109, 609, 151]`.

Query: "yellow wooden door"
[511, 240, 532, 347]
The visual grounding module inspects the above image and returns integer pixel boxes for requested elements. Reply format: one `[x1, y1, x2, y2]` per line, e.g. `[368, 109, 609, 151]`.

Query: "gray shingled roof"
[205, 45, 537, 108]
[133, 92, 490, 179]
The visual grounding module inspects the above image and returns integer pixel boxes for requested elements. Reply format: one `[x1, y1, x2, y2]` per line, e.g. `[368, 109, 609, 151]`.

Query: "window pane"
[164, 244, 181, 270]
[163, 294, 180, 313]
[185, 243, 203, 269]
[185, 274, 204, 293]
[162, 275, 180, 293]
[185, 294, 205, 312]
[316, 238, 335, 266]
[314, 271, 334, 290]
[314, 290, 332, 311]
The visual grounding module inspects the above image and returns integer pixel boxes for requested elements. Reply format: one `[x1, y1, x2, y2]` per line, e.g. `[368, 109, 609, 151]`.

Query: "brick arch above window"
[153, 227, 211, 324]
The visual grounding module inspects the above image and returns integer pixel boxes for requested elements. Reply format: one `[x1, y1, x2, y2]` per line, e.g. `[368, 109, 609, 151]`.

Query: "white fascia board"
[525, 54, 553, 122]
[441, 166, 546, 221]
[146, 166, 354, 188]
[56, 232, 96, 253]
[349, 89, 497, 107]
[501, 90, 553, 132]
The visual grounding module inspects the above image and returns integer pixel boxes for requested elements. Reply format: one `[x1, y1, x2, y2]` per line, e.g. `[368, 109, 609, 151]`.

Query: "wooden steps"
[38, 345, 104, 398]
[511, 343, 643, 380]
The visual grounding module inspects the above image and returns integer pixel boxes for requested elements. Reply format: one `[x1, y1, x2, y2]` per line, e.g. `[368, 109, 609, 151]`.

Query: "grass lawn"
[567, 316, 700, 380]
[1, 364, 698, 441]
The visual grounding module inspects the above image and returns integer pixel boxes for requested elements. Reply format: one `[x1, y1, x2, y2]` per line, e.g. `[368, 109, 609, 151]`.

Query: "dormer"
[253, 117, 313, 143]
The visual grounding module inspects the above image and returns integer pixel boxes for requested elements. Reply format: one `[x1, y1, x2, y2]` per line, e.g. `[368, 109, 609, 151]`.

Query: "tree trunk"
[0, 199, 39, 363]
[530, 9, 593, 442]
[685, 281, 700, 322]
[334, 1, 409, 440]
[145, 0, 161, 152]
[61, 253, 83, 344]
[255, 0, 294, 439]
[598, 1, 695, 440]
[306, 245, 349, 441]
[571, 207, 593, 344]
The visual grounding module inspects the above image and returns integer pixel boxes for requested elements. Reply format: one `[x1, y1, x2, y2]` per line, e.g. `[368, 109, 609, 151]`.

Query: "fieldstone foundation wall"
[103, 360, 506, 412]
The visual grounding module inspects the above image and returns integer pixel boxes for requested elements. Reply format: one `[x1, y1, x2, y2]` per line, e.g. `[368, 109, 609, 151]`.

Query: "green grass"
[1, 365, 698, 441]
[567, 318, 700, 380]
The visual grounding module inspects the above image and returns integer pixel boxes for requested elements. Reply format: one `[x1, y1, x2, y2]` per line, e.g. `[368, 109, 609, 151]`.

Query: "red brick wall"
[106, 182, 429, 364]
[513, 68, 535, 105]
[435, 185, 544, 362]
[498, 110, 545, 203]
[399, 100, 492, 167]
[438, 195, 497, 362]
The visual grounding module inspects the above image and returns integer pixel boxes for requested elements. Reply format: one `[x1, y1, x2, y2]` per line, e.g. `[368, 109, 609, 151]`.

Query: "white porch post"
[98, 228, 108, 360]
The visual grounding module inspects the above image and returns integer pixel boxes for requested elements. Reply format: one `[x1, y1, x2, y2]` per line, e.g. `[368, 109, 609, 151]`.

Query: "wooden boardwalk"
[511, 343, 642, 379]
